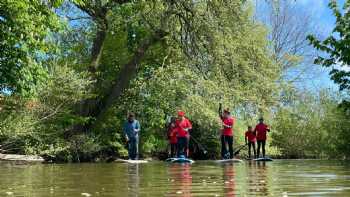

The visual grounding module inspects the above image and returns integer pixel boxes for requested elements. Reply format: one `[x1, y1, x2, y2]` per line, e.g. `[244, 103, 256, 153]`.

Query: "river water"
[0, 160, 349, 196]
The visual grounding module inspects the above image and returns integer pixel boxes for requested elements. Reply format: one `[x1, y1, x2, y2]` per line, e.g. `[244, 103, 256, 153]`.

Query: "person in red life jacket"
[167, 117, 178, 158]
[176, 111, 192, 158]
[219, 107, 235, 159]
[254, 118, 270, 158]
[245, 126, 256, 159]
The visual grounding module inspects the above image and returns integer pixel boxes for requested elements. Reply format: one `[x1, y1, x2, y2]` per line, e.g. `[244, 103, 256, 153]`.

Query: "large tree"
[255, 0, 321, 84]
[67, 0, 280, 132]
[70, 0, 181, 130]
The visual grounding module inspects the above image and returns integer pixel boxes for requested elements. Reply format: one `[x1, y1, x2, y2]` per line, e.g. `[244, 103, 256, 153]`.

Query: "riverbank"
[0, 152, 341, 164]
[0, 153, 44, 163]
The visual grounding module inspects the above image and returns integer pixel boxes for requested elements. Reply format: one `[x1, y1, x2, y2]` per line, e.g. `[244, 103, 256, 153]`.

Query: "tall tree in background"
[70, 0, 196, 131]
[69, 0, 275, 132]
[255, 0, 319, 83]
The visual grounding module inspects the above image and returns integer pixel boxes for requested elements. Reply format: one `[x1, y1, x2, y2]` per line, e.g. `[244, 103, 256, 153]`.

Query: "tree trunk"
[77, 22, 108, 121]
[71, 20, 108, 135]
[89, 22, 108, 74]
[87, 31, 167, 130]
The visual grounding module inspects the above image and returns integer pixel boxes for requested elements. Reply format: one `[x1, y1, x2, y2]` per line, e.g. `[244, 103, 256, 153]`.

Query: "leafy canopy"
[0, 0, 63, 95]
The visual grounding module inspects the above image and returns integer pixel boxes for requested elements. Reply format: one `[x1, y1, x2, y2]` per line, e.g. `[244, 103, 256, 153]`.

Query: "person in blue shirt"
[123, 112, 141, 160]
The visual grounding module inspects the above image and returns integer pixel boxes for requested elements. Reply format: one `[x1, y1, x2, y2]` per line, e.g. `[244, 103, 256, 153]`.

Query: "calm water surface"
[0, 160, 350, 196]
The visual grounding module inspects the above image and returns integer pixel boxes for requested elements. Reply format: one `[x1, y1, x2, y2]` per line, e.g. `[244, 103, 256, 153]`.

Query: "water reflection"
[246, 161, 257, 195]
[223, 163, 236, 197]
[127, 164, 140, 197]
[1, 161, 350, 196]
[168, 164, 192, 196]
[256, 162, 269, 196]
[246, 161, 269, 196]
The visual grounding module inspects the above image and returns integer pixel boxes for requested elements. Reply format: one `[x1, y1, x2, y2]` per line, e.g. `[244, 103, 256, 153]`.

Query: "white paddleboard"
[115, 159, 148, 164]
[216, 158, 243, 163]
[165, 158, 177, 162]
[166, 158, 194, 164]
[253, 157, 273, 162]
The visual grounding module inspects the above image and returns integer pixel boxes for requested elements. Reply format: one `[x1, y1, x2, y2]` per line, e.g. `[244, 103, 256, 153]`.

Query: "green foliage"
[126, 65, 225, 156]
[305, 0, 350, 159]
[88, 0, 280, 159]
[0, 0, 349, 162]
[307, 0, 350, 92]
[0, 0, 63, 95]
[0, 64, 95, 161]
[271, 90, 350, 159]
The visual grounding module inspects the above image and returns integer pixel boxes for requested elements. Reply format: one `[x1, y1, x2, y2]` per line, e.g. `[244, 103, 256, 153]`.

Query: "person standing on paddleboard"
[167, 117, 178, 158]
[176, 111, 192, 158]
[219, 104, 235, 159]
[123, 112, 141, 160]
[254, 118, 270, 158]
[245, 126, 257, 159]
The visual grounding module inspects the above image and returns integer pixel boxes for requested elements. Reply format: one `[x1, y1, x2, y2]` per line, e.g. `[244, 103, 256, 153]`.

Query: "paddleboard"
[165, 158, 177, 162]
[115, 159, 148, 164]
[166, 158, 194, 164]
[216, 158, 243, 163]
[253, 157, 273, 162]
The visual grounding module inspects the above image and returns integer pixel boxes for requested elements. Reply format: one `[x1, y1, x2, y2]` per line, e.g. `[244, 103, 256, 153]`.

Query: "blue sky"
[296, 0, 346, 35]
[294, 0, 338, 91]
[257, 0, 347, 92]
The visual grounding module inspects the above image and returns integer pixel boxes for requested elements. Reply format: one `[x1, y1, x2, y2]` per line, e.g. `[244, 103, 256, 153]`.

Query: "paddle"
[218, 103, 223, 118]
[164, 114, 171, 155]
[233, 144, 248, 156]
[190, 136, 208, 154]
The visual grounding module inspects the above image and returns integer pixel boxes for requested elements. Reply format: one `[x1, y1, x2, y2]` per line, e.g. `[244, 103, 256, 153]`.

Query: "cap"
[178, 111, 185, 117]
